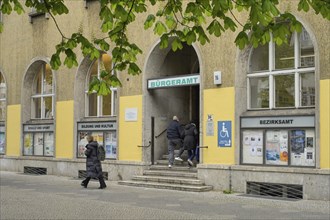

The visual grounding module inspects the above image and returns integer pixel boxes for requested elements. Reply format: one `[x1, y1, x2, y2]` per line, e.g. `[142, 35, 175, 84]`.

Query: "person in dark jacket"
[182, 121, 198, 167]
[81, 135, 107, 189]
[166, 116, 183, 168]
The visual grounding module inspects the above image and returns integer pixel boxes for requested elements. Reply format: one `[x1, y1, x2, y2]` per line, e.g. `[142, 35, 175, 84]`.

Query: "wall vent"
[23, 166, 47, 175]
[247, 182, 303, 199]
[78, 170, 108, 180]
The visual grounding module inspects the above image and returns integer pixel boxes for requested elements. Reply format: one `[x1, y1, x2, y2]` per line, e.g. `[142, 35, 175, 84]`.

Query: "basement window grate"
[247, 182, 303, 199]
[24, 166, 47, 175]
[78, 170, 108, 180]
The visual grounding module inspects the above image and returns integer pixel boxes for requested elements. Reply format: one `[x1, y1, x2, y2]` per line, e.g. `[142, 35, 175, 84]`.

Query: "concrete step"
[118, 181, 213, 192]
[149, 165, 197, 172]
[143, 170, 198, 178]
[132, 175, 204, 185]
[156, 159, 193, 166]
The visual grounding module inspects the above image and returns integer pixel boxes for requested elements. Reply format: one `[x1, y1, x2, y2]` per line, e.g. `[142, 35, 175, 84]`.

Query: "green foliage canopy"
[1, 0, 329, 94]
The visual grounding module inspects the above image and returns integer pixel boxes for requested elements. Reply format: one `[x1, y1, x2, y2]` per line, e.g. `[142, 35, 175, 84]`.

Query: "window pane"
[300, 28, 315, 67]
[265, 130, 288, 165]
[44, 132, 54, 156]
[44, 96, 53, 119]
[275, 33, 294, 69]
[34, 133, 43, 156]
[43, 64, 53, 94]
[88, 93, 97, 116]
[89, 60, 98, 84]
[101, 53, 112, 74]
[0, 132, 5, 154]
[33, 97, 42, 118]
[0, 72, 6, 99]
[249, 44, 269, 72]
[242, 130, 263, 164]
[105, 131, 117, 159]
[250, 77, 269, 108]
[290, 129, 315, 166]
[34, 67, 42, 94]
[102, 94, 112, 116]
[78, 132, 89, 158]
[300, 72, 315, 106]
[23, 133, 33, 155]
[275, 75, 295, 107]
[0, 101, 5, 121]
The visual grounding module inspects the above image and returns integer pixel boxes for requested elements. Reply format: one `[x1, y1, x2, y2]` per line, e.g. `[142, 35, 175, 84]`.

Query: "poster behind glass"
[0, 132, 5, 154]
[105, 131, 117, 159]
[44, 132, 54, 156]
[24, 133, 33, 155]
[92, 132, 104, 146]
[34, 133, 44, 156]
[265, 130, 288, 165]
[242, 130, 263, 164]
[291, 129, 315, 166]
[77, 132, 89, 157]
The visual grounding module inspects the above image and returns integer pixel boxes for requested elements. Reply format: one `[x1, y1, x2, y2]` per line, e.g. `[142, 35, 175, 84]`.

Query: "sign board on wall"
[206, 114, 214, 136]
[147, 74, 200, 89]
[125, 108, 138, 121]
[218, 121, 232, 147]
[77, 121, 116, 131]
[241, 116, 315, 128]
[23, 124, 54, 132]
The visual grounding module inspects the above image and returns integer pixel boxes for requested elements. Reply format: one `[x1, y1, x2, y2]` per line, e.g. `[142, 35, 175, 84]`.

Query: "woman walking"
[81, 135, 107, 189]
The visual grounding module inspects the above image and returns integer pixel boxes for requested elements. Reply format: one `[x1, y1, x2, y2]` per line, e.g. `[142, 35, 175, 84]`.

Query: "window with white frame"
[86, 53, 117, 117]
[248, 27, 315, 109]
[0, 71, 6, 155]
[0, 72, 6, 121]
[31, 63, 54, 119]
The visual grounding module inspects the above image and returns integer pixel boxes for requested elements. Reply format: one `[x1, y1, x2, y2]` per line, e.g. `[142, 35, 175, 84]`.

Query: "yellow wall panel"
[55, 101, 74, 159]
[203, 88, 235, 164]
[320, 79, 330, 169]
[6, 105, 21, 156]
[118, 95, 143, 161]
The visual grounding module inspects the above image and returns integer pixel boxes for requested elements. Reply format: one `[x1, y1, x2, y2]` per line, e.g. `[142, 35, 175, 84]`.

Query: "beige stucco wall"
[0, 1, 329, 102]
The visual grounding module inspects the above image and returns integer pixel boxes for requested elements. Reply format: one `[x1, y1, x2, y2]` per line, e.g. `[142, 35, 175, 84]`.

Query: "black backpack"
[97, 144, 106, 161]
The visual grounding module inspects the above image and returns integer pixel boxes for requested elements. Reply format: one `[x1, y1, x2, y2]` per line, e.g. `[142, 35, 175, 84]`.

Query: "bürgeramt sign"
[148, 74, 200, 89]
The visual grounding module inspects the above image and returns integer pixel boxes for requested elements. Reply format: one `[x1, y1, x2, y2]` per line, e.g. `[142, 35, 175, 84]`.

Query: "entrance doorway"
[143, 41, 201, 162]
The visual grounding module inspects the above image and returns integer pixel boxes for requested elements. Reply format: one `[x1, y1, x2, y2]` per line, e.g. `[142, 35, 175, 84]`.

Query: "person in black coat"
[183, 122, 198, 167]
[81, 135, 107, 189]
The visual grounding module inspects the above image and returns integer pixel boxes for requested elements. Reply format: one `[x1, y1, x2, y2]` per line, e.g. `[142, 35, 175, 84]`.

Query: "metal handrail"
[137, 141, 151, 148]
[197, 146, 208, 148]
[155, 128, 167, 138]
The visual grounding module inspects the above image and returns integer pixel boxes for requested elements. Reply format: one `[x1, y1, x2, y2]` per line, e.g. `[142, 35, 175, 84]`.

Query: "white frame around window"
[31, 64, 55, 119]
[85, 55, 117, 117]
[0, 73, 6, 122]
[247, 31, 315, 110]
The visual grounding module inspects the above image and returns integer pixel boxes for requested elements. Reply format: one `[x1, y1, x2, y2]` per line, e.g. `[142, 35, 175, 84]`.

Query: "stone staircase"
[118, 152, 213, 192]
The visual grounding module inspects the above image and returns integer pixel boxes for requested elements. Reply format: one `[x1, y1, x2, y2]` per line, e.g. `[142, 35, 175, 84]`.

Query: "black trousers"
[82, 176, 106, 187]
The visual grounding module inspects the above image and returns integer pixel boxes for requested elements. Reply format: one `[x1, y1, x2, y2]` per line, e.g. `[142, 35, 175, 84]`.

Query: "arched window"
[31, 63, 54, 119]
[0, 71, 6, 154]
[86, 53, 117, 117]
[248, 26, 315, 109]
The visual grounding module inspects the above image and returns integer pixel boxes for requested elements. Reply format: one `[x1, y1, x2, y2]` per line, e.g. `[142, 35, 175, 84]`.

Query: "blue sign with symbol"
[218, 121, 232, 147]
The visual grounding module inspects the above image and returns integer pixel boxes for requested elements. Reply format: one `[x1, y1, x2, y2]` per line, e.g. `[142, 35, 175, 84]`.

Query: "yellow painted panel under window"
[320, 79, 330, 169]
[118, 95, 143, 161]
[6, 105, 21, 156]
[55, 101, 74, 159]
[203, 88, 235, 164]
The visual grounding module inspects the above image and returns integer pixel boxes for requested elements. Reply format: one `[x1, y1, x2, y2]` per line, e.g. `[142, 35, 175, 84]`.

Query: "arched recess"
[74, 53, 118, 159]
[22, 57, 56, 123]
[234, 17, 320, 166]
[142, 39, 203, 163]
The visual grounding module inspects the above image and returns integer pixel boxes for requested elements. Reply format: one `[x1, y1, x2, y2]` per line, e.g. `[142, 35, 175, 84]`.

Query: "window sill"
[243, 108, 315, 117]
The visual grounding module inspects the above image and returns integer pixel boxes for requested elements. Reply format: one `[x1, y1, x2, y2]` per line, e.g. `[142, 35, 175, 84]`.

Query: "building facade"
[0, 1, 329, 200]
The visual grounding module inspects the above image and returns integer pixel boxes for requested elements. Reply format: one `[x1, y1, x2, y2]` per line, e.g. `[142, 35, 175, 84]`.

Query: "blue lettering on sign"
[218, 121, 232, 147]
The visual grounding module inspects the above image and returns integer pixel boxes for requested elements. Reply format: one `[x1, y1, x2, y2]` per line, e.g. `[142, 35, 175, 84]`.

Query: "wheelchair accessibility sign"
[218, 121, 232, 147]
